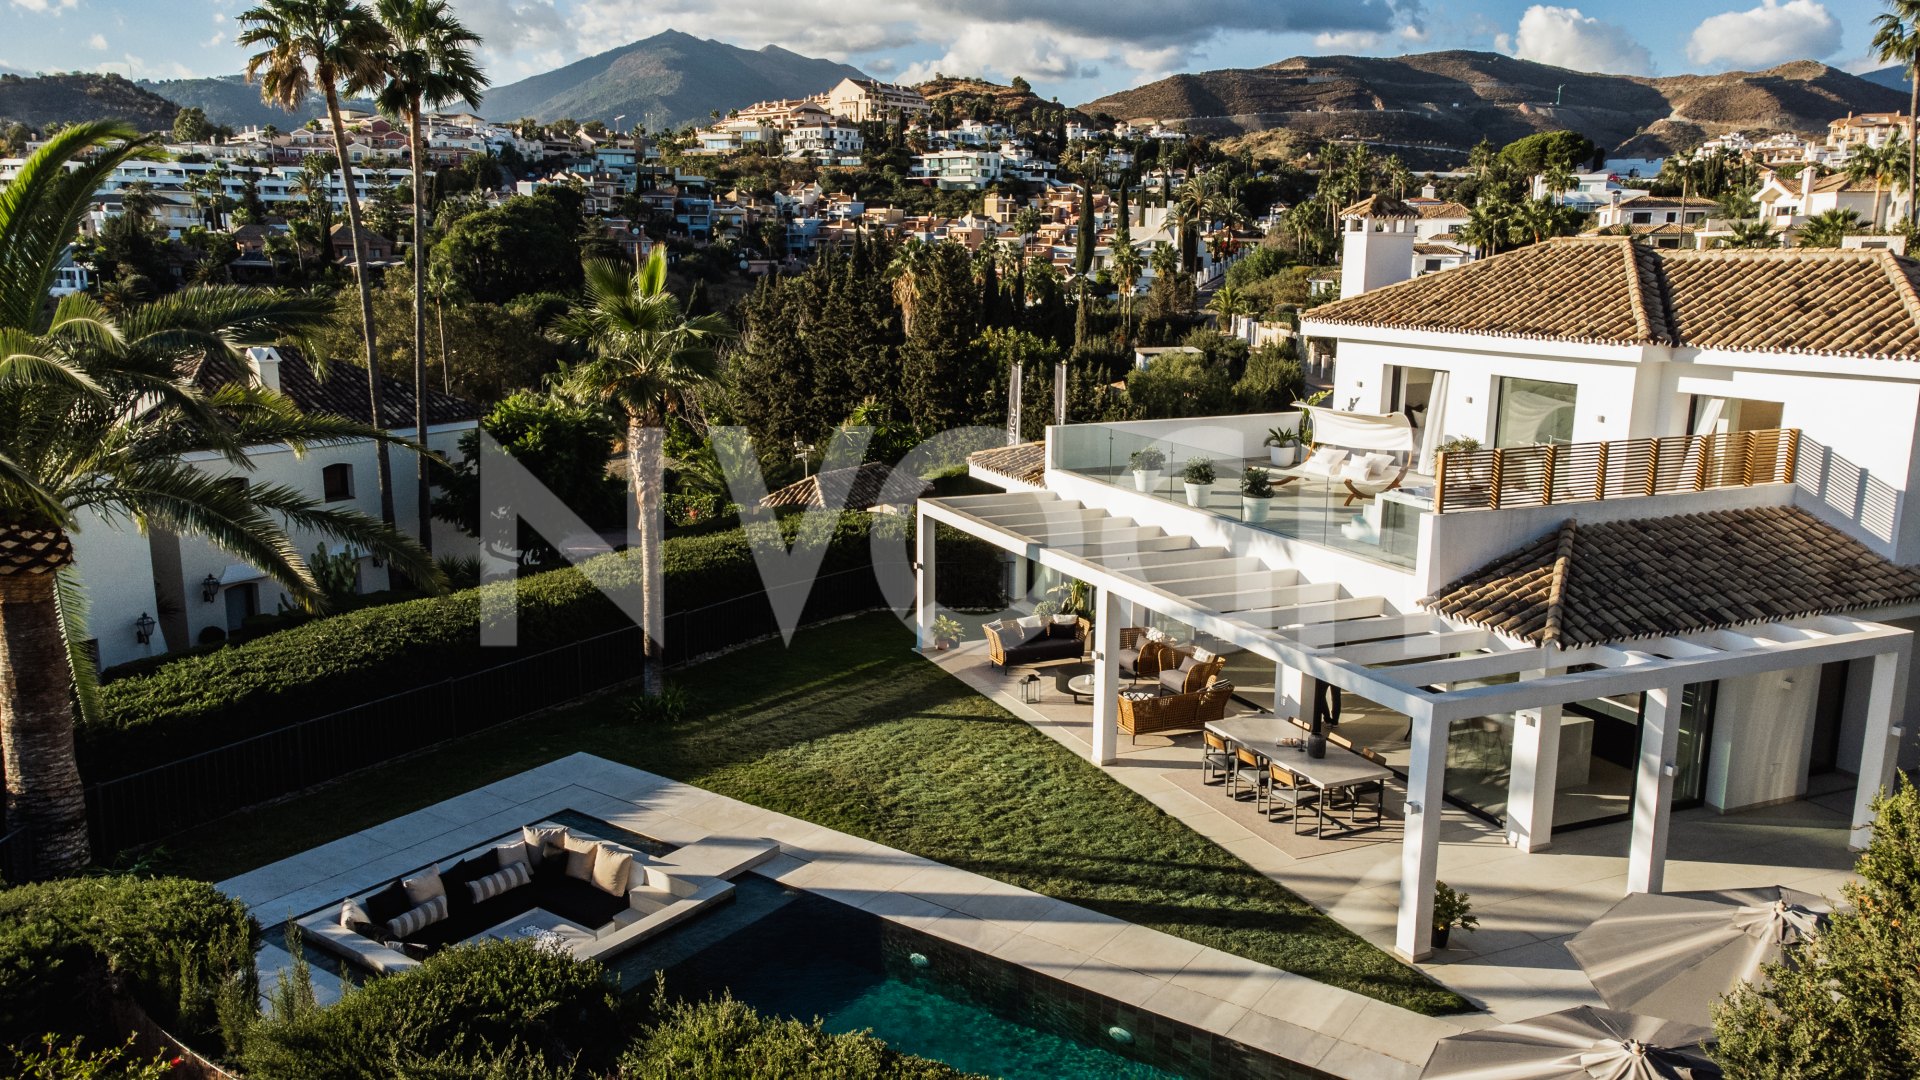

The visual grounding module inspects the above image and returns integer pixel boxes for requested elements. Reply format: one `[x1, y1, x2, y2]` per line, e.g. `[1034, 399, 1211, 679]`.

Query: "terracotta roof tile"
[1420, 506, 1920, 646]
[759, 461, 928, 510]
[191, 348, 481, 428]
[1307, 236, 1920, 360]
[967, 441, 1046, 485]
[1338, 194, 1418, 219]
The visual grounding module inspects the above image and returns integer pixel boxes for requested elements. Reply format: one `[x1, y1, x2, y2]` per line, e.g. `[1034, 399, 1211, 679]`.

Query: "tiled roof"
[1420, 506, 1920, 646]
[1305, 236, 1920, 360]
[1417, 201, 1472, 219]
[759, 461, 928, 510]
[967, 441, 1046, 486]
[1613, 195, 1716, 209]
[1338, 194, 1418, 219]
[191, 348, 481, 429]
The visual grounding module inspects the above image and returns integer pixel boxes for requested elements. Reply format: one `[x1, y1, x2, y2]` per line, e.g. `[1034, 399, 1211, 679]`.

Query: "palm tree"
[240, 0, 401, 528]
[1718, 219, 1780, 248]
[1798, 208, 1863, 248]
[1010, 204, 1046, 311]
[0, 123, 439, 877]
[1460, 198, 1515, 256]
[1847, 139, 1898, 230]
[1109, 241, 1142, 341]
[1873, 3, 1920, 227]
[373, 0, 487, 555]
[1207, 282, 1253, 322]
[887, 238, 932, 336]
[557, 250, 732, 697]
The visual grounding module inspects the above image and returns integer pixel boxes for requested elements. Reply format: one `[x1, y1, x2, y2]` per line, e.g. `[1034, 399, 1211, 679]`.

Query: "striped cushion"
[465, 860, 532, 904]
[384, 894, 447, 939]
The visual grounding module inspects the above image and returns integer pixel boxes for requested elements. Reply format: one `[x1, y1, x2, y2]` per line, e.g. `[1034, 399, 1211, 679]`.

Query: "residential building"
[914, 148, 1003, 190]
[818, 77, 929, 123]
[1827, 112, 1913, 156]
[1754, 165, 1910, 234]
[72, 346, 479, 670]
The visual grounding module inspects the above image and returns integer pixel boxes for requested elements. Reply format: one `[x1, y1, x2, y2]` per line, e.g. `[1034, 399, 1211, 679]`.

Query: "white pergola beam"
[1276, 612, 1445, 649]
[1627, 684, 1684, 893]
[1330, 629, 1498, 666]
[1176, 580, 1341, 611]
[1234, 595, 1388, 629]
[1852, 647, 1910, 849]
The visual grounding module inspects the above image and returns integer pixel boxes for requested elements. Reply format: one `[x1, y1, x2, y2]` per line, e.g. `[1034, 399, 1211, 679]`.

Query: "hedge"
[0, 876, 258, 1064]
[621, 991, 974, 1079]
[81, 514, 1003, 780]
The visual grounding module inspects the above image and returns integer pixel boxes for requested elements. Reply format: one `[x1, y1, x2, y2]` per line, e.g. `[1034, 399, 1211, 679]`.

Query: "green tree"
[1847, 136, 1901, 230]
[171, 106, 213, 144]
[241, 0, 402, 527]
[429, 192, 583, 302]
[557, 248, 732, 696]
[898, 241, 987, 430]
[1125, 348, 1234, 418]
[433, 391, 623, 553]
[1713, 776, 1920, 1078]
[373, 0, 488, 554]
[1798, 208, 1863, 248]
[0, 123, 437, 877]
[1874, 4, 1920, 227]
[1718, 219, 1780, 249]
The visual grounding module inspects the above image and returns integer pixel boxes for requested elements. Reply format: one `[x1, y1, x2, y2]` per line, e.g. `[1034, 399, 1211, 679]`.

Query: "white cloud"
[86, 33, 107, 50]
[1496, 5, 1653, 75]
[1314, 30, 1384, 51]
[9, 0, 77, 13]
[1685, 1, 1840, 69]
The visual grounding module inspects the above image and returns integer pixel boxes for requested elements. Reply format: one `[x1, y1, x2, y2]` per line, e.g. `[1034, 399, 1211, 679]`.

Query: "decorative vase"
[1431, 926, 1451, 950]
[1183, 482, 1212, 507]
[1307, 712, 1327, 758]
[1242, 495, 1272, 523]
[1132, 469, 1161, 492]
[1268, 445, 1298, 468]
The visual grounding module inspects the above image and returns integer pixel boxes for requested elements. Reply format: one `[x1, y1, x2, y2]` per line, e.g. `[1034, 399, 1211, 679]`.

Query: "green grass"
[152, 613, 1469, 1015]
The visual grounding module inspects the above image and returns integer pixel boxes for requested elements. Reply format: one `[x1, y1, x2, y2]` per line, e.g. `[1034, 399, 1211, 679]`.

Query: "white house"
[70, 346, 479, 670]
[913, 149, 1004, 190]
[818, 77, 929, 123]
[1754, 166, 1910, 234]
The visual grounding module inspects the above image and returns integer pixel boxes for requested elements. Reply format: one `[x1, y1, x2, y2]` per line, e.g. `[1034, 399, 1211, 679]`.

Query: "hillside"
[1079, 51, 1906, 158]
[915, 75, 1061, 120]
[138, 75, 343, 129]
[480, 29, 864, 129]
[0, 72, 178, 132]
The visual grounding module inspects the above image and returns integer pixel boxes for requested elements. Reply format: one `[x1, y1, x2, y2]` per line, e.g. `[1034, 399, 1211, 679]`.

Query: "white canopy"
[1295, 404, 1416, 453]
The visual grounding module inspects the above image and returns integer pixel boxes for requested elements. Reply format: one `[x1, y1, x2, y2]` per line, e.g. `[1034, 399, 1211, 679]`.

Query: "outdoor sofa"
[1118, 679, 1233, 741]
[983, 614, 1088, 668]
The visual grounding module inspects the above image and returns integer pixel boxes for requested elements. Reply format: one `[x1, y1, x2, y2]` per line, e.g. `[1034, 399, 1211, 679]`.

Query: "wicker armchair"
[1158, 653, 1226, 695]
[1117, 679, 1233, 742]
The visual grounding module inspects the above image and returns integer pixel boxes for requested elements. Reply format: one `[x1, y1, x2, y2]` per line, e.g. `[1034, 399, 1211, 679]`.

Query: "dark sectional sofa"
[983, 616, 1088, 668]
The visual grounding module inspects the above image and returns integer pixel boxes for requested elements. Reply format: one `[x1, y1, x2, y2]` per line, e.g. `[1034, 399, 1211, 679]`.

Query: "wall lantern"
[134, 612, 156, 645]
[201, 573, 221, 603]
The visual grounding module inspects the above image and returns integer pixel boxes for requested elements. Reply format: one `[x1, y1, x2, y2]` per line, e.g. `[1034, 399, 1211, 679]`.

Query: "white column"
[1010, 553, 1030, 605]
[1396, 706, 1446, 961]
[1275, 664, 1306, 719]
[1852, 648, 1908, 849]
[1506, 680, 1562, 852]
[1092, 586, 1122, 765]
[1627, 684, 1684, 894]
[915, 507, 936, 651]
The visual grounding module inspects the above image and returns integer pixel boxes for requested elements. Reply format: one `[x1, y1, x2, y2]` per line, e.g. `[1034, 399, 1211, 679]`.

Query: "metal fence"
[81, 565, 892, 858]
[1434, 429, 1799, 514]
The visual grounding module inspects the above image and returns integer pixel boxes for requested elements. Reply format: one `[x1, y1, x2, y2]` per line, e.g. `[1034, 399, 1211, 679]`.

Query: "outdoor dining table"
[1204, 715, 1394, 834]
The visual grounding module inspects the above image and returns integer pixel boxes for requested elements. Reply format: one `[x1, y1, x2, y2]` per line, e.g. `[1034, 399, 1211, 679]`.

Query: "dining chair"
[1200, 730, 1233, 786]
[1228, 746, 1267, 802]
[1264, 762, 1325, 834]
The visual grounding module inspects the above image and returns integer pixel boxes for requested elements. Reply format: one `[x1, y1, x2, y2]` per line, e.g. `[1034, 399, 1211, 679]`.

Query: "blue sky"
[0, 0, 1903, 103]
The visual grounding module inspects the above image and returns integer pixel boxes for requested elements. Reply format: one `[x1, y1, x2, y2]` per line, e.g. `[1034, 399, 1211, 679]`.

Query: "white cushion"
[340, 899, 374, 934]
[402, 866, 444, 906]
[592, 844, 635, 895]
[466, 860, 532, 904]
[1301, 448, 1348, 477]
[384, 894, 447, 939]
[1051, 614, 1077, 626]
[563, 835, 599, 881]
[1143, 627, 1168, 643]
[1193, 647, 1215, 663]
[495, 841, 531, 872]
[984, 619, 1005, 632]
[1015, 615, 1044, 630]
[522, 825, 566, 866]
[1342, 453, 1394, 482]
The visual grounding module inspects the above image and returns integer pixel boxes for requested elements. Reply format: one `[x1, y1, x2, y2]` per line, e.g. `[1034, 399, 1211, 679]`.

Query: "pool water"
[610, 874, 1185, 1080]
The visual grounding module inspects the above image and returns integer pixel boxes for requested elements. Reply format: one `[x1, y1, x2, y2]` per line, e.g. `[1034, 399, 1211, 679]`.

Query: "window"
[1494, 376, 1577, 447]
[322, 463, 354, 501]
[1423, 258, 1443, 272]
[1631, 211, 1651, 224]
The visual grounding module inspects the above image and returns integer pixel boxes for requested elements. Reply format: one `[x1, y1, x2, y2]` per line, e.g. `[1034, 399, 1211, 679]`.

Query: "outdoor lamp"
[134, 612, 155, 645]
[1020, 673, 1042, 704]
[201, 573, 220, 602]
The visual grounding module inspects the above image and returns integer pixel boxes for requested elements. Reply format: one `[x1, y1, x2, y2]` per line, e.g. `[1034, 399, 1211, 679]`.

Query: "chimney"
[1421, 182, 1437, 200]
[1801, 165, 1816, 198]
[245, 346, 282, 393]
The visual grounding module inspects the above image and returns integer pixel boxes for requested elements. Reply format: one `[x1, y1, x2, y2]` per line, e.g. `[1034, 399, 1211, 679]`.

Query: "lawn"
[155, 612, 1469, 1015]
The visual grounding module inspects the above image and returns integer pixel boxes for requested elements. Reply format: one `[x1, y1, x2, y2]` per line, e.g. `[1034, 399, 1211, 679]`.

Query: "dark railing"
[82, 565, 891, 858]
[1434, 428, 1799, 514]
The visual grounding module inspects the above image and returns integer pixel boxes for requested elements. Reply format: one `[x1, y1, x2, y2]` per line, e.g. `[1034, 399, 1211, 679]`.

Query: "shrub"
[621, 991, 972, 1080]
[0, 877, 258, 1061]
[241, 940, 626, 1080]
[12, 1035, 176, 1079]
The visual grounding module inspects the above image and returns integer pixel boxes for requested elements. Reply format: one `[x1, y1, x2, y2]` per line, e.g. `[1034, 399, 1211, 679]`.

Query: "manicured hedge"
[82, 514, 1002, 780]
[621, 992, 973, 1079]
[0, 876, 257, 1063]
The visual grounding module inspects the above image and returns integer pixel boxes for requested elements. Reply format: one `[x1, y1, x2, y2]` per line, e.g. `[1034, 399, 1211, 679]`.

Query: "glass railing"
[1053, 421, 1422, 569]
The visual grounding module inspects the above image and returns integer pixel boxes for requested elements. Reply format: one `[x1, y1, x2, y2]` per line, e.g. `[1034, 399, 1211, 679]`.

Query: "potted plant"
[1129, 447, 1165, 492]
[1264, 426, 1301, 467]
[931, 614, 964, 650]
[1431, 881, 1479, 949]
[1435, 435, 1482, 457]
[1240, 467, 1276, 523]
[1182, 457, 1215, 507]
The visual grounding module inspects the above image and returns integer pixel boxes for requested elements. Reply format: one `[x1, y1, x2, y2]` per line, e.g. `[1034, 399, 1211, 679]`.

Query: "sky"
[0, 0, 1906, 104]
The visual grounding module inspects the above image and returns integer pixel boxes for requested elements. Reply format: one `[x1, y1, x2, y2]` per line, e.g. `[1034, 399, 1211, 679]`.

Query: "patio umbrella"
[1566, 886, 1829, 1027]
[1421, 1006, 1720, 1079]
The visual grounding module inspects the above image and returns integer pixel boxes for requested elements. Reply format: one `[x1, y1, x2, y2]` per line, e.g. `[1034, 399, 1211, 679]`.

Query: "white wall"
[1707, 665, 1821, 812]
[66, 506, 167, 670]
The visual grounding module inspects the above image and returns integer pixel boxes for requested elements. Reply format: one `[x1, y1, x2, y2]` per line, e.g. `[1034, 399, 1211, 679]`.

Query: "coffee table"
[1064, 674, 1095, 703]
[477, 907, 594, 949]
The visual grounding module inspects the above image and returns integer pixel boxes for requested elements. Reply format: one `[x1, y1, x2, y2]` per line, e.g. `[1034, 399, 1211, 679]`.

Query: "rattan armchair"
[1158, 653, 1226, 695]
[1116, 679, 1233, 742]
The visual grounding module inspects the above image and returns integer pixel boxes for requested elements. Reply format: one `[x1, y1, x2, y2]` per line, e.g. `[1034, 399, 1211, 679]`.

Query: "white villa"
[914, 235, 1920, 963]
[71, 346, 478, 670]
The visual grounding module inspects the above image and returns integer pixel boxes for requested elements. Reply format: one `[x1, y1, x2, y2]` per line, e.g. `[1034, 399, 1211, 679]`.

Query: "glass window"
[322, 463, 354, 501]
[1494, 377, 1577, 447]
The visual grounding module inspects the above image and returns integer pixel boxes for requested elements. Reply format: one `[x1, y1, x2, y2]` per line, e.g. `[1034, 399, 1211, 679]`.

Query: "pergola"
[916, 490, 1912, 961]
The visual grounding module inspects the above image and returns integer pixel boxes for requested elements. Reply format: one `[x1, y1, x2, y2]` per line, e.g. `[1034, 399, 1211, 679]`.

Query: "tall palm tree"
[373, 0, 487, 555]
[1718, 219, 1779, 248]
[1460, 198, 1515, 256]
[240, 0, 401, 529]
[1874, 3, 1920, 227]
[1110, 240, 1142, 341]
[557, 250, 732, 697]
[1010, 204, 1046, 313]
[1798, 208, 1863, 248]
[887, 238, 932, 336]
[1847, 139, 1898, 230]
[0, 124, 439, 876]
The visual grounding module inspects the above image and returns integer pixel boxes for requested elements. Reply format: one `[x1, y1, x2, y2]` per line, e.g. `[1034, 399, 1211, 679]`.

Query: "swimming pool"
[609, 873, 1320, 1080]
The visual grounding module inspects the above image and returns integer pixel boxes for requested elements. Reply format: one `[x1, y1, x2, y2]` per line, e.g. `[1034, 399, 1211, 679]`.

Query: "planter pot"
[1132, 469, 1162, 492]
[935, 641, 952, 651]
[1183, 482, 1212, 507]
[1431, 926, 1451, 950]
[1242, 495, 1273, 523]
[1307, 731, 1327, 759]
[1268, 445, 1298, 468]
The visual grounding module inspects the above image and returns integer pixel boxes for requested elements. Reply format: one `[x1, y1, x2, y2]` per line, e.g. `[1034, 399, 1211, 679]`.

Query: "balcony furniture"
[1263, 762, 1325, 834]
[1228, 746, 1268, 802]
[983, 615, 1088, 669]
[1116, 627, 1166, 679]
[1159, 651, 1226, 695]
[1207, 715, 1394, 836]
[1340, 453, 1412, 506]
[1118, 679, 1233, 742]
[1201, 729, 1233, 785]
[1274, 447, 1349, 490]
[1064, 673, 1095, 703]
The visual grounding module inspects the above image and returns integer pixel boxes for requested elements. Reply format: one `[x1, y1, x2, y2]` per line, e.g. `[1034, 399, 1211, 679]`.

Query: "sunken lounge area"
[298, 818, 777, 975]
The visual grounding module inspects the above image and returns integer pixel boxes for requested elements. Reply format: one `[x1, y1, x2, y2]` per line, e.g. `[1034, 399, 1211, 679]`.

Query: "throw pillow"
[592, 844, 634, 895]
[1120, 689, 1155, 701]
[384, 894, 448, 940]
[402, 866, 445, 907]
[363, 880, 410, 925]
[340, 899, 376, 937]
[1307, 447, 1346, 470]
[1051, 613, 1077, 626]
[1015, 615, 1043, 631]
[985, 619, 1004, 632]
[563, 835, 599, 882]
[466, 860, 532, 904]
[495, 841, 531, 872]
[1143, 627, 1168, 643]
[522, 825, 567, 866]
[1193, 647, 1215, 663]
